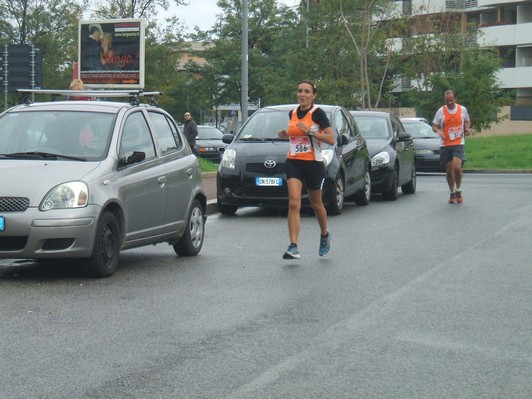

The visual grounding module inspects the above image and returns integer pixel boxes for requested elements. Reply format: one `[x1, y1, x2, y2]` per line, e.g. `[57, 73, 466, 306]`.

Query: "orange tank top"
[286, 106, 323, 161]
[442, 105, 464, 146]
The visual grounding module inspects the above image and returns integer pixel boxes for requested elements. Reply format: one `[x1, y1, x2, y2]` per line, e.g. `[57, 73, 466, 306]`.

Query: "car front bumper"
[217, 173, 335, 208]
[0, 205, 101, 259]
[415, 155, 443, 172]
[370, 166, 394, 192]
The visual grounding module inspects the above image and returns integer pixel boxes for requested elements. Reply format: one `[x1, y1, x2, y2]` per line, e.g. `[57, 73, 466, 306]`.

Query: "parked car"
[0, 89, 207, 277]
[400, 117, 444, 172]
[350, 110, 416, 200]
[194, 125, 228, 163]
[217, 104, 372, 215]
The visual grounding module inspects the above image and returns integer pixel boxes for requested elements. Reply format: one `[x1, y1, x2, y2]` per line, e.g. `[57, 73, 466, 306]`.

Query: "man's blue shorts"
[440, 145, 465, 166]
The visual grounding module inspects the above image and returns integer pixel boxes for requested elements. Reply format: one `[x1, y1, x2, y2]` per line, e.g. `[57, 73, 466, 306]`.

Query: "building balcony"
[478, 0, 529, 7]
[479, 22, 532, 47]
[497, 66, 532, 89]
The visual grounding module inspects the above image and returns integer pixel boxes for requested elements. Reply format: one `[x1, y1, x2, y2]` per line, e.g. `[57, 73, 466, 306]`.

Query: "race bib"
[448, 126, 463, 140]
[289, 136, 312, 156]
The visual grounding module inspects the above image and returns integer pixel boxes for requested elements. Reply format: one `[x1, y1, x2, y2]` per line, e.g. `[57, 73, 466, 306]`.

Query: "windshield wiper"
[238, 137, 265, 142]
[6, 152, 87, 161]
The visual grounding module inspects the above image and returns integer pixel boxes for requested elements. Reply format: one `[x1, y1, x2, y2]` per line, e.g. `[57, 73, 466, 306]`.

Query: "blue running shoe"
[283, 243, 300, 259]
[319, 231, 331, 257]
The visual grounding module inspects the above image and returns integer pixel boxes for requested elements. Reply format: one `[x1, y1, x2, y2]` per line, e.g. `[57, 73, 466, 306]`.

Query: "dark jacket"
[183, 119, 198, 148]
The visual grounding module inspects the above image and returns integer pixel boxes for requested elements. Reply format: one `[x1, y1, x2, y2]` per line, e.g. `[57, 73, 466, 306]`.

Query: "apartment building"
[394, 0, 532, 107]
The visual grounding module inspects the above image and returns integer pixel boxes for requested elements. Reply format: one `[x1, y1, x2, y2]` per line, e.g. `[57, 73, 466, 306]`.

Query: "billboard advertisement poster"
[78, 18, 145, 89]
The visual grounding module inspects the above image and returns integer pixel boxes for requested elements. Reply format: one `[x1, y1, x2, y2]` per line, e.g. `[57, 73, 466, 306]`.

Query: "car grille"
[0, 197, 30, 212]
[0, 237, 28, 251]
[42, 238, 75, 251]
[246, 163, 285, 175]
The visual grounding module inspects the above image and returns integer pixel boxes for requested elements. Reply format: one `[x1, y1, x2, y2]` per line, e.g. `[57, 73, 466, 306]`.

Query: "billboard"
[78, 18, 145, 89]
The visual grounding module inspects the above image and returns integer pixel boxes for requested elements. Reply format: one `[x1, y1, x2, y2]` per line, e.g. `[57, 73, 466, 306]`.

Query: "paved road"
[0, 173, 530, 398]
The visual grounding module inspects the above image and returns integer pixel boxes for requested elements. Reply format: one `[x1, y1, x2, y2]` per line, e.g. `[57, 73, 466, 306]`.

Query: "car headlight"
[322, 149, 334, 167]
[198, 146, 217, 153]
[371, 151, 390, 168]
[220, 149, 236, 169]
[40, 181, 89, 211]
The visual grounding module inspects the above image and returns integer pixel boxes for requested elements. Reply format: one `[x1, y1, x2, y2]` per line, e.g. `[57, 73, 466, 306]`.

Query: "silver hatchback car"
[0, 90, 206, 277]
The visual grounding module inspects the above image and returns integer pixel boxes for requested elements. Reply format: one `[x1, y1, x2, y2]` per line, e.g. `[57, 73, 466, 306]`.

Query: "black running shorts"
[285, 158, 325, 190]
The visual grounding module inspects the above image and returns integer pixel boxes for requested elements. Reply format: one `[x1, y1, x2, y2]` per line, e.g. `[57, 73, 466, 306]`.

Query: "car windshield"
[353, 115, 391, 140]
[236, 107, 333, 147]
[197, 126, 224, 140]
[402, 121, 439, 139]
[0, 110, 115, 161]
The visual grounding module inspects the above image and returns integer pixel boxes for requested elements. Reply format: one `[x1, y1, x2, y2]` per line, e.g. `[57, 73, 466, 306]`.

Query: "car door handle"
[157, 176, 167, 184]
[186, 168, 194, 176]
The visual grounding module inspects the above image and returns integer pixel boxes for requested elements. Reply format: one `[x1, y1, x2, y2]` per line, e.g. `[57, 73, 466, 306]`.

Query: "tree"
[0, 0, 83, 97]
[394, 7, 511, 131]
[338, 0, 399, 109]
[408, 49, 512, 132]
[91, 0, 186, 19]
[190, 0, 300, 112]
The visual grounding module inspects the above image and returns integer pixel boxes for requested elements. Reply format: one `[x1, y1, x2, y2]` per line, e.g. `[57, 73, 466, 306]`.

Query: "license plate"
[256, 177, 282, 187]
[0, 216, 4, 231]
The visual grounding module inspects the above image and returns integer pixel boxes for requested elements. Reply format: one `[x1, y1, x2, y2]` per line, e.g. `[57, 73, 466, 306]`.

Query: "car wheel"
[382, 166, 398, 201]
[327, 175, 344, 216]
[84, 211, 120, 278]
[173, 199, 205, 256]
[402, 164, 417, 194]
[218, 202, 238, 215]
[354, 168, 371, 206]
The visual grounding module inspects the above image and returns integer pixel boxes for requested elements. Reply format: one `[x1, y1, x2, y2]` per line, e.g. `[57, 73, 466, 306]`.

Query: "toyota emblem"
[264, 160, 276, 168]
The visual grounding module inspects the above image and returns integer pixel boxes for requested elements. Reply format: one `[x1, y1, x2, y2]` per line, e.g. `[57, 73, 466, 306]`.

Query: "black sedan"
[217, 104, 372, 215]
[350, 110, 416, 200]
[400, 117, 444, 172]
[194, 125, 228, 163]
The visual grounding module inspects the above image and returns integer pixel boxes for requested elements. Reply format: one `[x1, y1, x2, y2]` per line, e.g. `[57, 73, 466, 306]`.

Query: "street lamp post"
[241, 0, 249, 124]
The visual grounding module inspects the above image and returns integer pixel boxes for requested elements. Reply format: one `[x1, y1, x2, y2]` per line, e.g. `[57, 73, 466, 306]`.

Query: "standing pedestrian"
[183, 112, 198, 150]
[432, 90, 471, 204]
[278, 80, 336, 259]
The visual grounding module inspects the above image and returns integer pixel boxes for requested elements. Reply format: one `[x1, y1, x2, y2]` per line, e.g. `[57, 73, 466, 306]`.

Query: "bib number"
[289, 136, 312, 156]
[448, 126, 463, 140]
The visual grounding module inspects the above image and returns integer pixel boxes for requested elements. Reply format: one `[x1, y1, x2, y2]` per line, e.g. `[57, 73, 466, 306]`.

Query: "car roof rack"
[17, 89, 163, 106]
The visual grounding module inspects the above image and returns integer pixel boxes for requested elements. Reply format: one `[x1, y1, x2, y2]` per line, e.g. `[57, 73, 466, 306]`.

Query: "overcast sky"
[166, 0, 300, 33]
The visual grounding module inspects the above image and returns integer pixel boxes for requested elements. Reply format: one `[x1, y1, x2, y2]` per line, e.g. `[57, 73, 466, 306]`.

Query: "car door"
[117, 110, 168, 240]
[391, 115, 415, 185]
[148, 111, 195, 232]
[346, 111, 369, 192]
[334, 108, 358, 194]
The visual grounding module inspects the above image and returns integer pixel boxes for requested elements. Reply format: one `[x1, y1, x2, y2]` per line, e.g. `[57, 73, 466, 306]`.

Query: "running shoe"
[456, 191, 463, 203]
[319, 231, 331, 257]
[283, 243, 300, 259]
[448, 192, 457, 204]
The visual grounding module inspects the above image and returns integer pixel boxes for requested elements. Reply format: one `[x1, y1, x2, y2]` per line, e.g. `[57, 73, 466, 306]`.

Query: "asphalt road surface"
[1, 173, 531, 398]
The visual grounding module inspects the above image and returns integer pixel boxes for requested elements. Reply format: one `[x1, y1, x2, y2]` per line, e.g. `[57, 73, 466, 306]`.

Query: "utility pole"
[305, 0, 310, 48]
[241, 0, 249, 123]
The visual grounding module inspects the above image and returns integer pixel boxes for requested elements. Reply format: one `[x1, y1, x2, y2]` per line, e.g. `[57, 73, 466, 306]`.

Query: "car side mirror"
[398, 132, 412, 142]
[339, 134, 349, 146]
[222, 134, 235, 144]
[119, 151, 146, 167]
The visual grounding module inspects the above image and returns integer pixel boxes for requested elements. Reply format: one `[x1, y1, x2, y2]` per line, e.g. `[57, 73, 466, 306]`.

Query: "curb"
[206, 199, 218, 215]
[463, 169, 532, 173]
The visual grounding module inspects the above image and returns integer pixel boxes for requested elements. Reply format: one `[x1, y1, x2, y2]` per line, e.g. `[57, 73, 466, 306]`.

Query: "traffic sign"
[0, 45, 43, 92]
